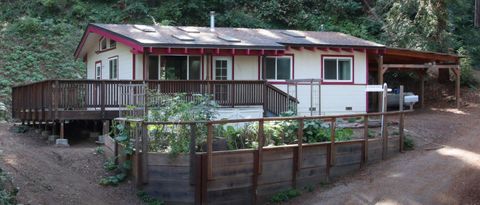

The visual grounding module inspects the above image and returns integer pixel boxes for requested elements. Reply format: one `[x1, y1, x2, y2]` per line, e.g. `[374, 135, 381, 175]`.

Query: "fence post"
[330, 117, 336, 166]
[189, 123, 197, 185]
[399, 86, 405, 153]
[297, 119, 304, 171]
[257, 119, 264, 174]
[134, 121, 143, 187]
[207, 123, 213, 180]
[363, 115, 369, 165]
[381, 84, 388, 160]
[141, 123, 149, 184]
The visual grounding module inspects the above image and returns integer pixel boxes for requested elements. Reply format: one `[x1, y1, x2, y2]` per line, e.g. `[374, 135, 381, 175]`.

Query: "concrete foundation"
[55, 139, 70, 147]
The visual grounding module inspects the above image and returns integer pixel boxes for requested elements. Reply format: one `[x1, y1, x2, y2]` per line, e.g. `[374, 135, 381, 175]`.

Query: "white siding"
[87, 42, 134, 80]
[271, 49, 368, 115]
[234, 56, 258, 80]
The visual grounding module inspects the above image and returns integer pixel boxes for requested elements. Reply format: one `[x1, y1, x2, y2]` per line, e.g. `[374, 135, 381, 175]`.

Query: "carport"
[368, 48, 461, 111]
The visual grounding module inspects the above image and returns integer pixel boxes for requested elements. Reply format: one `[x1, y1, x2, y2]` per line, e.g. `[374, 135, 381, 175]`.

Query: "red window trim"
[262, 53, 295, 81]
[132, 53, 136, 80]
[108, 55, 119, 79]
[321, 54, 355, 85]
[94, 60, 102, 79]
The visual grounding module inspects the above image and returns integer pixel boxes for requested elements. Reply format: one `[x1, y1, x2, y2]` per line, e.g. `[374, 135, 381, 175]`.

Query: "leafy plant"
[0, 168, 17, 205]
[147, 93, 218, 155]
[103, 157, 118, 172]
[404, 136, 414, 150]
[95, 146, 104, 155]
[13, 125, 28, 133]
[270, 188, 301, 203]
[137, 191, 164, 205]
[99, 173, 127, 186]
[347, 118, 357, 123]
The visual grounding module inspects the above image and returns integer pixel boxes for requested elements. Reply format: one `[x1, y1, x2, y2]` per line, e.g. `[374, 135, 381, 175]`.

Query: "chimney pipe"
[210, 11, 215, 32]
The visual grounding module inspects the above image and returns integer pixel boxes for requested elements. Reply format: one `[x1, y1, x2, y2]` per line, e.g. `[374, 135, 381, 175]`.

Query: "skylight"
[217, 34, 241, 42]
[172, 34, 195, 41]
[133, 25, 156, 32]
[281, 30, 306, 38]
[177, 27, 200, 33]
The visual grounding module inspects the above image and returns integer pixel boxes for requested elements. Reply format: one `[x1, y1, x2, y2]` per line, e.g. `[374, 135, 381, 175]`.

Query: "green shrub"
[99, 173, 126, 186]
[270, 188, 301, 203]
[13, 125, 28, 133]
[137, 191, 164, 205]
[0, 168, 17, 205]
[103, 158, 117, 172]
[95, 146, 104, 155]
[404, 136, 414, 150]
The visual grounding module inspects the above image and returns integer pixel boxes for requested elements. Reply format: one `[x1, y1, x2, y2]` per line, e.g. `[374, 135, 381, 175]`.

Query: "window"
[265, 56, 292, 80]
[95, 61, 102, 80]
[99, 38, 116, 51]
[109, 39, 116, 48]
[109, 57, 118, 79]
[100, 38, 107, 50]
[323, 57, 352, 82]
[215, 60, 228, 80]
[160, 56, 201, 80]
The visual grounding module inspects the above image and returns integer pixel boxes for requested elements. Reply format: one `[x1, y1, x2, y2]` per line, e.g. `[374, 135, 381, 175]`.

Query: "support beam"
[417, 70, 426, 109]
[377, 55, 384, 112]
[451, 68, 461, 108]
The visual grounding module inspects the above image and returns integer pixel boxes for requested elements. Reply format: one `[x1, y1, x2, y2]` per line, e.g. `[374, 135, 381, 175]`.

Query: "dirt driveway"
[0, 123, 144, 205]
[1, 107, 480, 205]
[289, 106, 480, 205]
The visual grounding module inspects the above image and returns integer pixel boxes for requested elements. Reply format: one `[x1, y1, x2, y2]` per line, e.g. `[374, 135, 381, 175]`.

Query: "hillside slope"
[0, 0, 479, 118]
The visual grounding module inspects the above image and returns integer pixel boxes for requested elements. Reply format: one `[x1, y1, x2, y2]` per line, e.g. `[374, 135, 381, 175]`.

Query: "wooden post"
[207, 123, 213, 180]
[201, 154, 208, 204]
[455, 68, 461, 109]
[189, 123, 197, 185]
[101, 81, 106, 119]
[330, 118, 336, 166]
[381, 84, 388, 160]
[252, 150, 259, 204]
[419, 71, 425, 109]
[102, 120, 110, 137]
[257, 119, 264, 174]
[194, 154, 203, 205]
[60, 121, 64, 139]
[377, 55, 384, 112]
[297, 119, 304, 171]
[141, 123, 149, 184]
[54, 80, 59, 120]
[134, 121, 143, 187]
[363, 115, 369, 165]
[399, 86, 405, 152]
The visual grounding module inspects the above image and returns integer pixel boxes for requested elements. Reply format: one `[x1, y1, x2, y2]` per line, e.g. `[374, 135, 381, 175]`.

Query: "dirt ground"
[0, 124, 144, 205]
[2, 91, 480, 205]
[288, 105, 480, 205]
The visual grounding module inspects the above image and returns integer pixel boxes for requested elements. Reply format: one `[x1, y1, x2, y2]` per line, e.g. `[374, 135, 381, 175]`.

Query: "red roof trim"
[74, 24, 144, 59]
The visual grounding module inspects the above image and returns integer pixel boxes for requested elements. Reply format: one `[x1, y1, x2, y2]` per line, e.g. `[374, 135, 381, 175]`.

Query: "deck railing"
[11, 80, 297, 120]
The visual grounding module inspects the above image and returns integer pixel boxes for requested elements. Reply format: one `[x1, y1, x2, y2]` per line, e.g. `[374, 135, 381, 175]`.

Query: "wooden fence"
[107, 111, 408, 205]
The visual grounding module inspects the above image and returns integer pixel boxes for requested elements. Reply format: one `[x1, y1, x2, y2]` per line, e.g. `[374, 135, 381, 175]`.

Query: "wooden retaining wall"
[139, 136, 400, 205]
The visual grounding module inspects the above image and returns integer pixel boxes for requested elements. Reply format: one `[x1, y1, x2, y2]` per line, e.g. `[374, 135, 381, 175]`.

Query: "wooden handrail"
[12, 79, 301, 119]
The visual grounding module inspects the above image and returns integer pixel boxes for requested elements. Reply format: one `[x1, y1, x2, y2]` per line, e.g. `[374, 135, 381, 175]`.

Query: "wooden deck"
[11, 80, 297, 122]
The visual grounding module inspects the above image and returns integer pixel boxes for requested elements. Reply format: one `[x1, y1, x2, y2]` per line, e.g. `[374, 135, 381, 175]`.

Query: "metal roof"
[90, 23, 386, 49]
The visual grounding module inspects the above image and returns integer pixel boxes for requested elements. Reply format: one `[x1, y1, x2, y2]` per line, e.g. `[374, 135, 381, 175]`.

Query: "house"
[74, 23, 384, 117]
[11, 18, 461, 143]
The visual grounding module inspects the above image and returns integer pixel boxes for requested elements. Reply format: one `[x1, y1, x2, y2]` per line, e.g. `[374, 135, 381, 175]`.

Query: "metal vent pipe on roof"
[210, 11, 215, 32]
